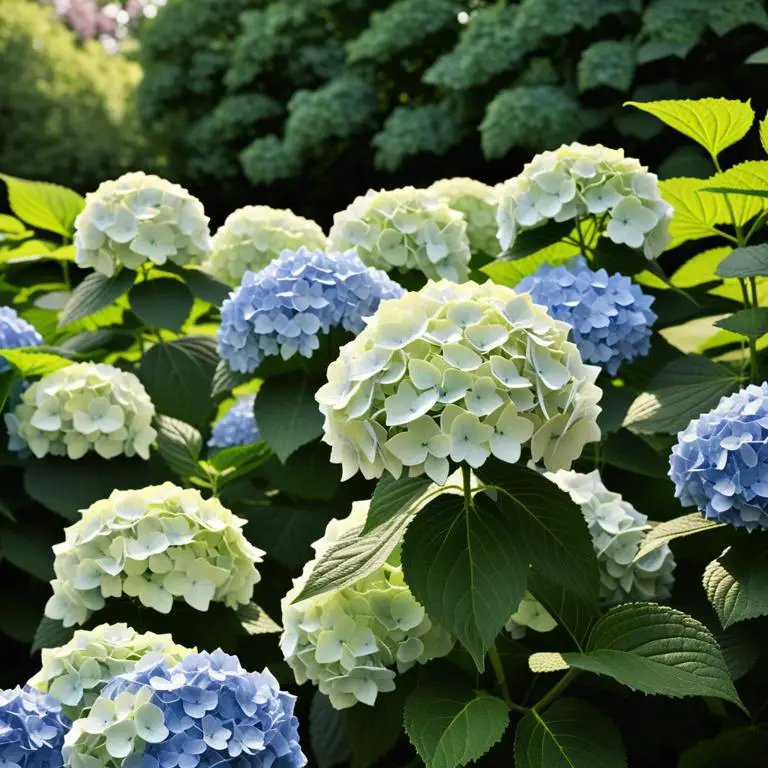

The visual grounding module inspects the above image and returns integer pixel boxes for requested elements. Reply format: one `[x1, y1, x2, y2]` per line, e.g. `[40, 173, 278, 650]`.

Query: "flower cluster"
[74, 171, 212, 277]
[545, 468, 676, 603]
[505, 594, 557, 640]
[0, 686, 70, 768]
[4, 363, 157, 460]
[515, 256, 656, 376]
[669, 384, 768, 531]
[496, 143, 673, 259]
[327, 187, 471, 282]
[208, 395, 260, 450]
[29, 623, 191, 720]
[317, 280, 603, 484]
[0, 306, 43, 373]
[63, 650, 306, 768]
[205, 205, 328, 287]
[217, 247, 404, 373]
[427, 178, 500, 257]
[45, 483, 264, 626]
[281, 502, 453, 710]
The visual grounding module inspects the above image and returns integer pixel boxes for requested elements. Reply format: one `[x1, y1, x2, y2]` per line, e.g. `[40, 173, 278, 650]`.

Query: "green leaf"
[679, 727, 768, 768]
[625, 99, 754, 160]
[0, 214, 28, 234]
[310, 693, 351, 768]
[182, 268, 231, 307]
[561, 603, 744, 710]
[704, 538, 768, 629]
[253, 373, 323, 462]
[59, 270, 135, 327]
[718, 624, 760, 681]
[706, 161, 768, 225]
[634, 513, 726, 562]
[0, 174, 84, 237]
[482, 241, 578, 286]
[129, 277, 193, 332]
[602, 429, 669, 478]
[0, 518, 57, 581]
[704, 187, 768, 199]
[237, 602, 281, 635]
[0, 348, 73, 377]
[32, 616, 75, 653]
[0, 371, 14, 413]
[515, 698, 627, 768]
[714, 308, 768, 339]
[658, 178, 728, 247]
[209, 441, 272, 487]
[761, 112, 768, 155]
[502, 221, 574, 261]
[401, 493, 529, 669]
[672, 247, 732, 287]
[261, 442, 339, 501]
[363, 474, 432, 534]
[211, 359, 250, 400]
[139, 336, 218, 428]
[404, 678, 508, 768]
[716, 244, 768, 278]
[154, 414, 203, 479]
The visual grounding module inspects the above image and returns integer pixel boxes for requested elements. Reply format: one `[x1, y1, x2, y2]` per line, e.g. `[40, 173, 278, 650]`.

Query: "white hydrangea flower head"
[505, 593, 557, 640]
[544, 468, 676, 604]
[327, 186, 471, 282]
[317, 280, 603, 484]
[497, 143, 673, 259]
[204, 205, 328, 286]
[280, 501, 454, 710]
[75, 171, 213, 277]
[4, 363, 157, 460]
[28, 623, 191, 720]
[427, 178, 501, 257]
[44, 483, 265, 627]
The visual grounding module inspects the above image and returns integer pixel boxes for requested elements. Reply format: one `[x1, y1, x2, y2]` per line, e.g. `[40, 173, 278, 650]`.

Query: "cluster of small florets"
[208, 395, 260, 450]
[205, 205, 328, 287]
[505, 593, 557, 640]
[328, 187, 472, 282]
[45, 483, 264, 627]
[516, 256, 656, 376]
[545, 468, 676, 603]
[497, 143, 673, 259]
[62, 650, 306, 768]
[217, 247, 404, 373]
[4, 363, 157, 460]
[29, 623, 191, 720]
[74, 171, 212, 277]
[281, 502, 453, 710]
[0, 306, 43, 373]
[317, 280, 603, 484]
[669, 384, 768, 531]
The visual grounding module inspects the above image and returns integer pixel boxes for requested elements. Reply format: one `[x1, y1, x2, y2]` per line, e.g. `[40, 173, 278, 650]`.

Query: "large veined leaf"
[154, 415, 203, 479]
[716, 244, 768, 278]
[31, 617, 75, 653]
[634, 513, 726, 562]
[482, 241, 579, 286]
[672, 247, 732, 287]
[0, 348, 73, 377]
[678, 727, 768, 768]
[59, 270, 135, 327]
[714, 308, 768, 339]
[658, 178, 729, 247]
[309, 693, 351, 768]
[237, 602, 281, 635]
[363, 474, 432, 533]
[129, 277, 193, 332]
[0, 174, 84, 237]
[705, 161, 768, 226]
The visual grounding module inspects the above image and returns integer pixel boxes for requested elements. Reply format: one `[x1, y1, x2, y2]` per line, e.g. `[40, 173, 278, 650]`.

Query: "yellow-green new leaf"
[659, 178, 729, 247]
[0, 174, 84, 238]
[760, 112, 768, 156]
[706, 161, 768, 225]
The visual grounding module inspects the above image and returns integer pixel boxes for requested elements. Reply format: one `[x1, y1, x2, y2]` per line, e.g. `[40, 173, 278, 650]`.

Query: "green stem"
[744, 211, 768, 245]
[574, 217, 592, 261]
[738, 279, 760, 383]
[749, 276, 759, 307]
[461, 464, 473, 509]
[489, 644, 517, 711]
[533, 669, 579, 713]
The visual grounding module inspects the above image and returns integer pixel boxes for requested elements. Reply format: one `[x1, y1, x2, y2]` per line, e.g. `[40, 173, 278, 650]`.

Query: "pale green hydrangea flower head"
[4, 363, 157, 460]
[505, 593, 557, 640]
[427, 177, 501, 257]
[316, 280, 603, 484]
[44, 482, 265, 627]
[280, 501, 454, 710]
[497, 143, 673, 259]
[327, 187, 471, 282]
[75, 171, 213, 277]
[28, 623, 191, 720]
[205, 205, 328, 287]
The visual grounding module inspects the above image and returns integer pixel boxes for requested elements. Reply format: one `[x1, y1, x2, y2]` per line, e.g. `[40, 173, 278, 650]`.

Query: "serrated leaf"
[659, 178, 729, 247]
[718, 624, 760, 681]
[404, 679, 508, 768]
[625, 98, 754, 160]
[0, 174, 84, 237]
[154, 414, 203, 479]
[716, 244, 768, 278]
[562, 603, 744, 710]
[129, 277, 193, 332]
[0, 348, 73, 377]
[502, 221, 574, 261]
[59, 270, 135, 327]
[211, 359, 250, 400]
[482, 241, 578, 287]
[363, 474, 431, 533]
[761, 112, 768, 155]
[0, 213, 27, 234]
[309, 693, 351, 768]
[672, 247, 732, 287]
[515, 698, 627, 768]
[714, 308, 768, 339]
[634, 513, 726, 562]
[237, 602, 281, 635]
[209, 441, 272, 486]
[32, 616, 75, 653]
[183, 269, 231, 307]
[706, 161, 768, 226]
[679, 727, 768, 768]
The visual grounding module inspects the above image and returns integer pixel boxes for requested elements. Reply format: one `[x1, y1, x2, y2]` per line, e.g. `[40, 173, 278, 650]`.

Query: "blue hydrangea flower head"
[217, 247, 404, 374]
[63, 650, 306, 768]
[669, 383, 768, 531]
[516, 256, 656, 376]
[0, 306, 43, 373]
[209, 395, 260, 450]
[0, 685, 70, 768]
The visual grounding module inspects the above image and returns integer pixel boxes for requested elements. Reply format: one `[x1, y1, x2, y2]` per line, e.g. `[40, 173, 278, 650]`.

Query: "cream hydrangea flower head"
[497, 143, 673, 259]
[4, 363, 157, 460]
[75, 171, 212, 277]
[280, 501, 453, 710]
[427, 178, 501, 257]
[28, 623, 191, 720]
[316, 280, 603, 484]
[505, 593, 557, 640]
[204, 205, 328, 287]
[44, 483, 265, 627]
[327, 186, 471, 282]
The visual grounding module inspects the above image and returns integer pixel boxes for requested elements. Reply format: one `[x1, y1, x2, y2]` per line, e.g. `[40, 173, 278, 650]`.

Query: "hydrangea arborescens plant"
[496, 143, 673, 259]
[28, 623, 191, 720]
[44, 483, 265, 626]
[316, 280, 603, 484]
[669, 383, 768, 531]
[62, 650, 306, 768]
[208, 394, 260, 450]
[516, 256, 657, 375]
[217, 247, 404, 373]
[327, 187, 471, 282]
[74, 171, 212, 277]
[205, 205, 328, 287]
[280, 501, 453, 710]
[0, 306, 43, 372]
[4, 363, 157, 460]
[0, 686, 70, 768]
